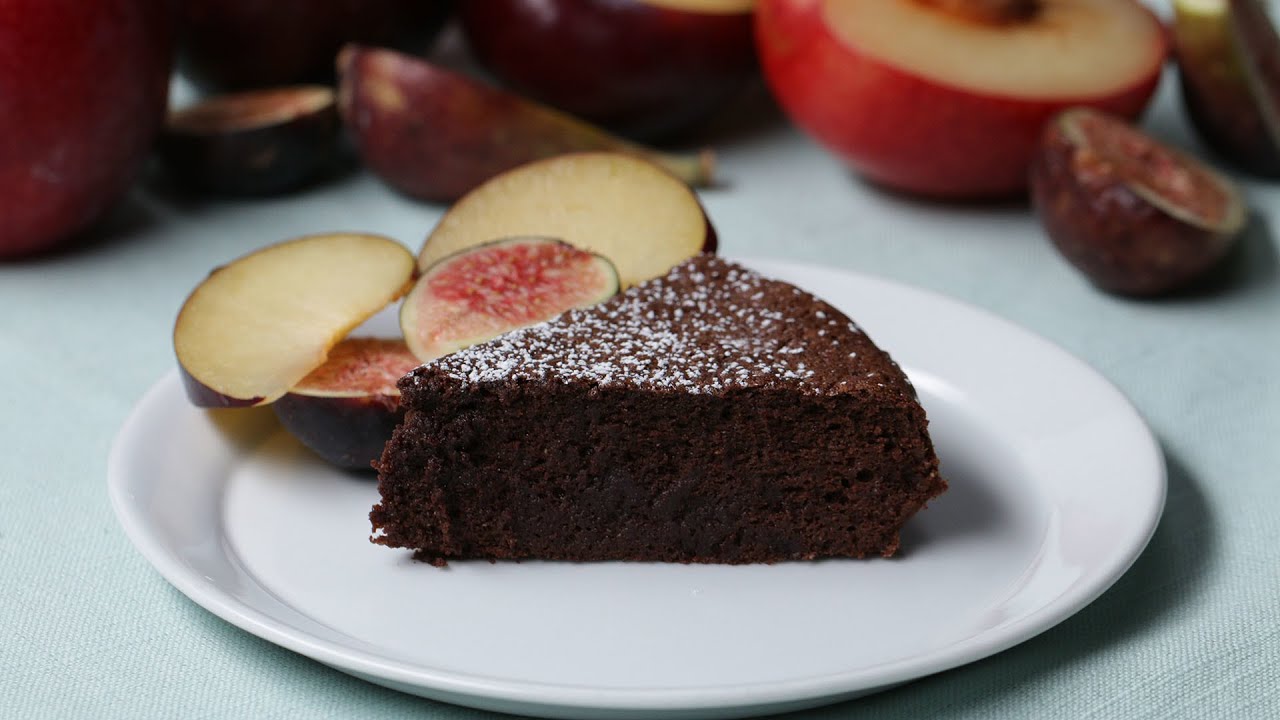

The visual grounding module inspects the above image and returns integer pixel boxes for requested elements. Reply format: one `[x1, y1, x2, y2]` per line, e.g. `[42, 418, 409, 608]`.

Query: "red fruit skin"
[754, 0, 1166, 200]
[178, 0, 453, 91]
[461, 0, 756, 141]
[0, 0, 172, 259]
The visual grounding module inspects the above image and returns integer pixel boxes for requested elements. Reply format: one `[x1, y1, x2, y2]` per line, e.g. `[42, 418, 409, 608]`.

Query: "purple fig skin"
[273, 391, 404, 471]
[1030, 109, 1245, 297]
[460, 0, 756, 141]
[1174, 0, 1280, 176]
[1228, 0, 1280, 149]
[160, 86, 340, 196]
[336, 45, 716, 203]
[1177, 68, 1280, 176]
[271, 337, 420, 469]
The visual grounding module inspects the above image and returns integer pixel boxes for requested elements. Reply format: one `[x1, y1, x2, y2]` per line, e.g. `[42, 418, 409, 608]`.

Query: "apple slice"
[420, 152, 716, 288]
[1030, 108, 1246, 296]
[401, 236, 620, 361]
[273, 338, 421, 470]
[336, 45, 716, 202]
[756, 0, 1167, 198]
[160, 85, 340, 196]
[174, 233, 416, 408]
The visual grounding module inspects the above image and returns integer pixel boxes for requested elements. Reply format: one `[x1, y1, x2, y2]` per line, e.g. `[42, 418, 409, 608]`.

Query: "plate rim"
[108, 257, 1166, 715]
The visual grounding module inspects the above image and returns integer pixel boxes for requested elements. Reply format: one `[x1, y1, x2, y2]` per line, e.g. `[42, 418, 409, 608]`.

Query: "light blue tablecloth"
[2, 39, 1278, 720]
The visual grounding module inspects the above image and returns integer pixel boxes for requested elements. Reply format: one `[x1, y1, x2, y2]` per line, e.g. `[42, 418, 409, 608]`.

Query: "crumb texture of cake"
[372, 255, 945, 565]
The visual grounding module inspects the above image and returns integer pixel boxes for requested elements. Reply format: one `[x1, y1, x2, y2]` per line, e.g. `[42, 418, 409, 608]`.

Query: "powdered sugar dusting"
[409, 256, 869, 395]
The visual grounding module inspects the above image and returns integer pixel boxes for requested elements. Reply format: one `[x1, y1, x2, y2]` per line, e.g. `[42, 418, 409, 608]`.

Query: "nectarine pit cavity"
[914, 0, 1039, 24]
[1071, 110, 1230, 226]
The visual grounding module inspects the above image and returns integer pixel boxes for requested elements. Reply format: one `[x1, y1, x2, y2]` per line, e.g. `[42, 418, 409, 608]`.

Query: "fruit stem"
[645, 148, 717, 188]
[915, 0, 1039, 24]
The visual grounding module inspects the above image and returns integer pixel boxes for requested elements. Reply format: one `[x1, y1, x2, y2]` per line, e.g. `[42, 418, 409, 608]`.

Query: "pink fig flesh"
[401, 236, 620, 360]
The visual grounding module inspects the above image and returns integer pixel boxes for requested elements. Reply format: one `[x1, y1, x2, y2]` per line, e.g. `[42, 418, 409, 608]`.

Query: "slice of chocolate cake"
[372, 255, 945, 565]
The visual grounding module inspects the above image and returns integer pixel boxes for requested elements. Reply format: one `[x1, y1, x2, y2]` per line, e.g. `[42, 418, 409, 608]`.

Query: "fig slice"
[174, 233, 416, 408]
[1030, 107, 1246, 296]
[400, 236, 620, 361]
[273, 338, 422, 470]
[160, 85, 340, 196]
[420, 152, 716, 288]
[335, 45, 716, 202]
[1173, 0, 1280, 176]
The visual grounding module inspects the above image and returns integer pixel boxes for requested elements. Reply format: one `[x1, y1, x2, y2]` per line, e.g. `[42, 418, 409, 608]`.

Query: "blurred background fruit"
[755, 0, 1168, 199]
[1174, 0, 1280, 177]
[0, 0, 172, 259]
[159, 86, 341, 196]
[337, 46, 715, 203]
[177, 0, 455, 92]
[460, 0, 757, 141]
[1030, 108, 1246, 296]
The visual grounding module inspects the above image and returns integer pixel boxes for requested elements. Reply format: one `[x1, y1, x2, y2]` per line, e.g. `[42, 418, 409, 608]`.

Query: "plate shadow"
[788, 441, 1216, 719]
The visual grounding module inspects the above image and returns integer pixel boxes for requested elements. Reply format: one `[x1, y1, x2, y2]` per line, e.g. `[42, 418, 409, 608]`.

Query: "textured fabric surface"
[2, 53, 1277, 720]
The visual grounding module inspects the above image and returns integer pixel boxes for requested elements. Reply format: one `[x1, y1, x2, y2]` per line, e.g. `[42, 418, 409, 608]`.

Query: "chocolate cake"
[372, 255, 945, 565]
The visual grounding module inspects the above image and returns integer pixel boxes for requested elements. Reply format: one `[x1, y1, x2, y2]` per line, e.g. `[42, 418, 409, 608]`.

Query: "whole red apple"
[755, 0, 1168, 199]
[0, 0, 171, 259]
[461, 0, 757, 140]
[179, 0, 454, 92]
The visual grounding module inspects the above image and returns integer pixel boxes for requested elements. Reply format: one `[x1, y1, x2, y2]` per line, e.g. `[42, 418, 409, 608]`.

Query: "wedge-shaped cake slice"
[372, 255, 945, 564]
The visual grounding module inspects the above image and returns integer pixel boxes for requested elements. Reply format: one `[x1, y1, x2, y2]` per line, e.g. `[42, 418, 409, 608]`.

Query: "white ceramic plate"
[109, 258, 1165, 720]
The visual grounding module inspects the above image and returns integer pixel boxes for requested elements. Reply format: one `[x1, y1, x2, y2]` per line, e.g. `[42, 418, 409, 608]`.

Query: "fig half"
[400, 236, 620, 361]
[273, 338, 421, 470]
[336, 45, 716, 203]
[1030, 108, 1246, 296]
[1173, 0, 1280, 176]
[160, 85, 340, 196]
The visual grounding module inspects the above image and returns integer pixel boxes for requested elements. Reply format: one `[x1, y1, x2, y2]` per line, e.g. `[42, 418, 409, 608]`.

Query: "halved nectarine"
[756, 0, 1167, 198]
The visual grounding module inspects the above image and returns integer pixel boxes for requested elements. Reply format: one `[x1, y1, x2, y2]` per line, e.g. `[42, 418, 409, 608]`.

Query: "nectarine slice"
[402, 236, 619, 361]
[174, 233, 415, 407]
[420, 152, 715, 288]
[274, 338, 421, 469]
